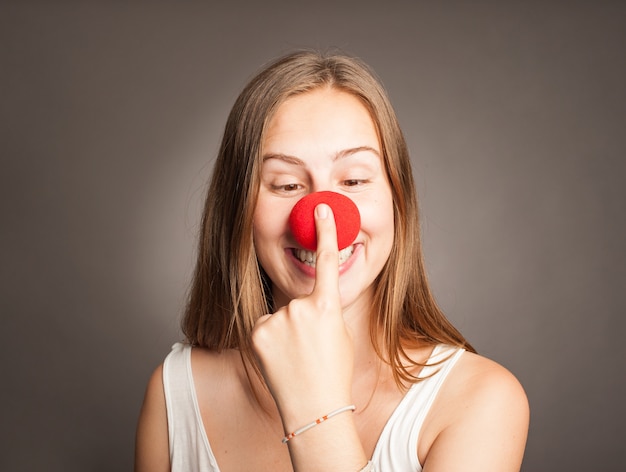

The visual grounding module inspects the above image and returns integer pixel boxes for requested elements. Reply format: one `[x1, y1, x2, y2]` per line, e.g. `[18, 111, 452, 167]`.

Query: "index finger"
[312, 203, 340, 298]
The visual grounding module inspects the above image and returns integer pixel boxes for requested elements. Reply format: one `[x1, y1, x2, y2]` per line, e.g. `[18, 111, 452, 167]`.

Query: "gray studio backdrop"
[1, 1, 624, 471]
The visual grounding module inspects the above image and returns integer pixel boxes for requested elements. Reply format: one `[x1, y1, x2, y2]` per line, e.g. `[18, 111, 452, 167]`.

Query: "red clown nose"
[288, 191, 361, 251]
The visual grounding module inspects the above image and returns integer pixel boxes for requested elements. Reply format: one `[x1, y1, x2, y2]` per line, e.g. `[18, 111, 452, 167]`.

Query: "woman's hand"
[252, 203, 355, 433]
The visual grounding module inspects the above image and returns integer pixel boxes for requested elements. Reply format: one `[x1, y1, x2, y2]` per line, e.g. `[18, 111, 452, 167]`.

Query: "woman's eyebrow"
[333, 146, 381, 161]
[262, 146, 380, 165]
[262, 153, 305, 166]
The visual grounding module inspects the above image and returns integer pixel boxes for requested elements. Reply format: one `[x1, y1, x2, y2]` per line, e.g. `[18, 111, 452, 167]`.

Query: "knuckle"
[287, 298, 307, 315]
[251, 322, 267, 344]
[251, 315, 273, 346]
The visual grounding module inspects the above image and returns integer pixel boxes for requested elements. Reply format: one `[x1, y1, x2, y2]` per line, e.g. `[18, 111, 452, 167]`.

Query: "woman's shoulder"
[451, 351, 528, 412]
[405, 344, 528, 415]
[432, 350, 529, 428]
[418, 349, 530, 470]
[449, 349, 525, 387]
[149, 343, 249, 415]
[135, 362, 169, 472]
[161, 343, 247, 385]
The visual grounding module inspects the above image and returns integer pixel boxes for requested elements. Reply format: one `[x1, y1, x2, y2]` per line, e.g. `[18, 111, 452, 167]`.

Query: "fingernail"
[315, 203, 329, 219]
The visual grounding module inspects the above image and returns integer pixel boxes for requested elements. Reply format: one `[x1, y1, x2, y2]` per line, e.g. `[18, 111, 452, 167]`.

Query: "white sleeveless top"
[163, 342, 464, 471]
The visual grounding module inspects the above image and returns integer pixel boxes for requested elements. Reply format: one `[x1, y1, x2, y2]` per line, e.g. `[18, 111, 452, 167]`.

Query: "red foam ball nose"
[289, 191, 361, 251]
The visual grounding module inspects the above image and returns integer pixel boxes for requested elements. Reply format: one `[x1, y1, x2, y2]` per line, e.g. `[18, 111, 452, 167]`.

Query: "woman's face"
[253, 87, 394, 313]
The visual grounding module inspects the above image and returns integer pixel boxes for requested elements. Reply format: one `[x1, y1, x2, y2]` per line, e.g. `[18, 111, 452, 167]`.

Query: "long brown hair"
[182, 50, 475, 388]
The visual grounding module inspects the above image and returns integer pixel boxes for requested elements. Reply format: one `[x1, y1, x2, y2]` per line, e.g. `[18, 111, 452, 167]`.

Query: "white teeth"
[294, 245, 355, 267]
[338, 245, 354, 264]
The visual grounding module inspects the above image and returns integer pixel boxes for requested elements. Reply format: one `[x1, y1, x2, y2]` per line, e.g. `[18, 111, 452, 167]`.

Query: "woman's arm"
[422, 356, 530, 472]
[252, 204, 368, 471]
[135, 364, 170, 472]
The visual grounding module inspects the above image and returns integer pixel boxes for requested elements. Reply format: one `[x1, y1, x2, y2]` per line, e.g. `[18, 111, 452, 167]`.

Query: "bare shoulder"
[135, 347, 251, 472]
[419, 351, 530, 472]
[135, 364, 169, 472]
[448, 351, 529, 408]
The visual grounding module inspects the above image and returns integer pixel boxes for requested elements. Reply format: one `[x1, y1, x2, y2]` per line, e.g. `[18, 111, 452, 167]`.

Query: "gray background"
[1, 1, 624, 471]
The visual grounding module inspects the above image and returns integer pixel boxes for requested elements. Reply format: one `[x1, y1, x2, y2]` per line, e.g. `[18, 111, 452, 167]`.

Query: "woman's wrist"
[276, 393, 354, 433]
[282, 406, 366, 471]
[282, 404, 356, 443]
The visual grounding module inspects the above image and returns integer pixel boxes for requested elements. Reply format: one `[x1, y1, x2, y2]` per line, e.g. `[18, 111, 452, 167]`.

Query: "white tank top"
[163, 342, 464, 471]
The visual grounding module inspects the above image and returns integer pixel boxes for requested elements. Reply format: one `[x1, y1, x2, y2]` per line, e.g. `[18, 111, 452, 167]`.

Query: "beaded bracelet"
[281, 404, 356, 443]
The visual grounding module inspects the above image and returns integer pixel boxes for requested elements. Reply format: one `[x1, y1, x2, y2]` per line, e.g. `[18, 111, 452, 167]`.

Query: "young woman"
[135, 50, 529, 472]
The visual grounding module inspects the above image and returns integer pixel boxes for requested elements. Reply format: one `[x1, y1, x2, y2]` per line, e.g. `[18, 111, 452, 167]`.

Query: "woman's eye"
[343, 179, 367, 187]
[272, 183, 302, 192]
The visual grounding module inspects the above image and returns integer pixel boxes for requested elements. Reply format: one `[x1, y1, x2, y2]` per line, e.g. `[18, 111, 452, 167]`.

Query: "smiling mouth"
[292, 245, 355, 267]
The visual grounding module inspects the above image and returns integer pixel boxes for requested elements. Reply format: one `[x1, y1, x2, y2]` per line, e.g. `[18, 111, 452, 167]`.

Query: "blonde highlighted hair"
[182, 50, 474, 389]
